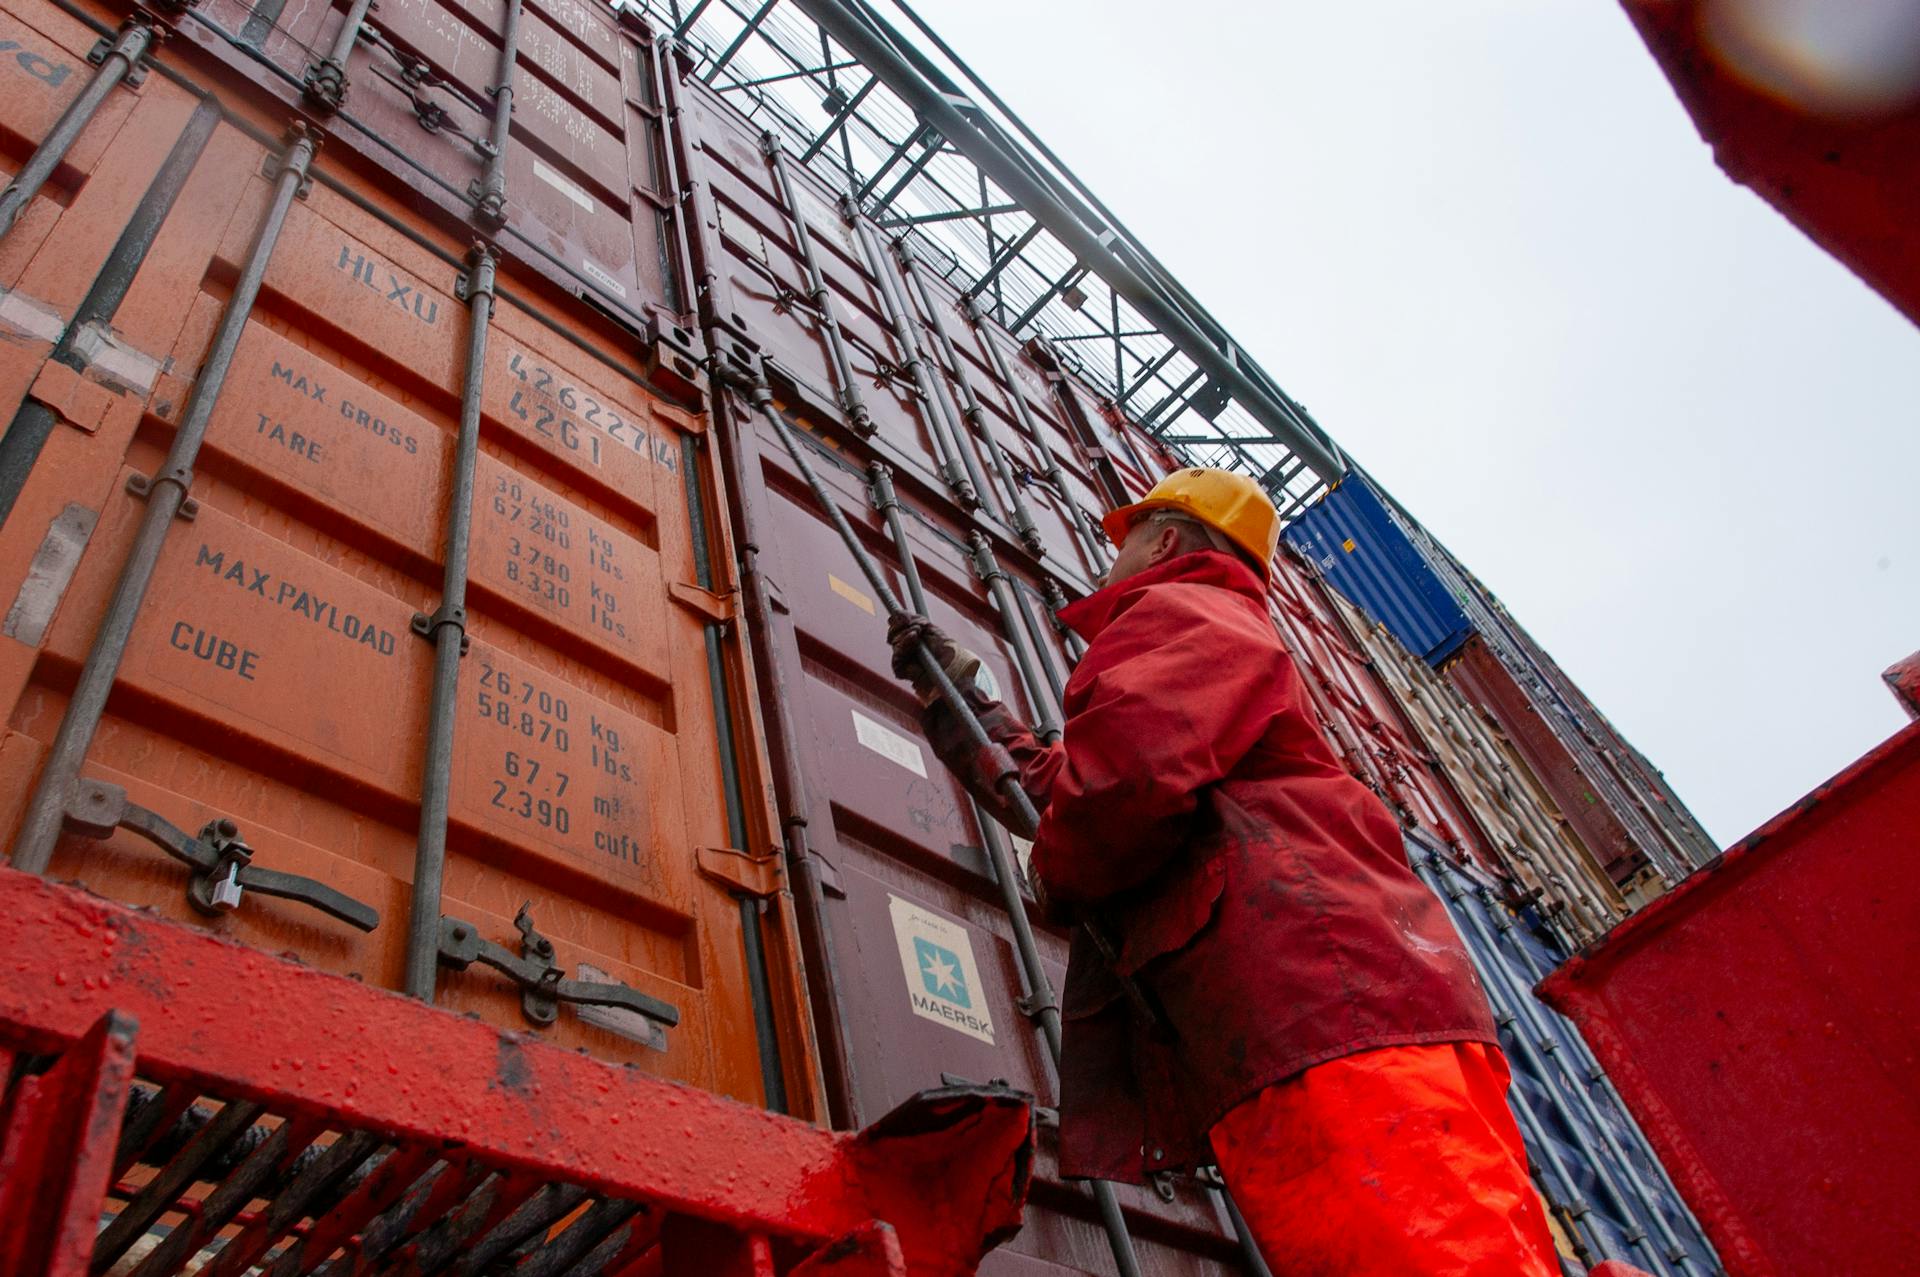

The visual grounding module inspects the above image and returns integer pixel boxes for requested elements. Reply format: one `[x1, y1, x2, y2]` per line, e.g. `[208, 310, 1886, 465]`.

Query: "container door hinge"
[61, 779, 378, 931]
[436, 904, 681, 1032]
[696, 845, 782, 898]
[669, 581, 735, 623]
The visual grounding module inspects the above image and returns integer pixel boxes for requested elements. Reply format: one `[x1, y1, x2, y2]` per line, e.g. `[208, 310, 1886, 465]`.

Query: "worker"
[887, 467, 1563, 1276]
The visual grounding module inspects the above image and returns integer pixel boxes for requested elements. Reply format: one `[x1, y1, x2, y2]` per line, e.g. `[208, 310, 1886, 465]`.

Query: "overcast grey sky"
[913, 0, 1920, 845]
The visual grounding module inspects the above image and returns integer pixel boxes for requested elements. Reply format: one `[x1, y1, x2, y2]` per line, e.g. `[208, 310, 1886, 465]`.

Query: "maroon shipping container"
[668, 63, 1259, 1272]
[1449, 635, 1671, 900]
[1539, 712, 1920, 1277]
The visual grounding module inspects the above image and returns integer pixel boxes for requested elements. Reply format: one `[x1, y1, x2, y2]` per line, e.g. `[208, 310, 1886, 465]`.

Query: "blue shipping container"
[1415, 844, 1723, 1276]
[1282, 474, 1475, 667]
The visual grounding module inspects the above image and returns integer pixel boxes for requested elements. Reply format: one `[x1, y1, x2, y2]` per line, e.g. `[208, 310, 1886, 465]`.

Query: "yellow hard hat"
[1102, 467, 1280, 579]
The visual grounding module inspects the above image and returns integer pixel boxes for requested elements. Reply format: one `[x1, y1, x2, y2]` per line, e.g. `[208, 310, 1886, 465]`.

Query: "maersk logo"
[915, 937, 970, 1007]
[889, 894, 994, 1044]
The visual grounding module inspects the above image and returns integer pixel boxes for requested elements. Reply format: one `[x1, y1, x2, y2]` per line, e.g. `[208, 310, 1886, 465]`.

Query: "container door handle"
[436, 905, 681, 1032]
[60, 778, 379, 932]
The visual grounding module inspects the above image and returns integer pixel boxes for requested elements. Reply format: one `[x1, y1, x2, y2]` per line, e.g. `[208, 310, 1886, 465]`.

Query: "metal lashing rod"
[899, 236, 1045, 556]
[726, 412, 863, 1126]
[844, 203, 980, 508]
[470, 0, 522, 228]
[1008, 576, 1067, 711]
[680, 430, 789, 1115]
[0, 15, 157, 242]
[963, 296, 1110, 570]
[746, 382, 1165, 1037]
[1041, 578, 1089, 661]
[965, 532, 1060, 740]
[1214, 1183, 1277, 1277]
[10, 126, 319, 875]
[302, 0, 376, 112]
[403, 244, 496, 1001]
[761, 133, 873, 435]
[866, 459, 1141, 1277]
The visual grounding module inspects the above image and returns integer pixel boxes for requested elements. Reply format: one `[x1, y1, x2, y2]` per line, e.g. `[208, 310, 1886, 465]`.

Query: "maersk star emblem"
[914, 937, 971, 1008]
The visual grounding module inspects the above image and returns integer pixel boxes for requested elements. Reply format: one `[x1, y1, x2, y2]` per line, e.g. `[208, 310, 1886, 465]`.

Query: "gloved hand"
[886, 613, 983, 705]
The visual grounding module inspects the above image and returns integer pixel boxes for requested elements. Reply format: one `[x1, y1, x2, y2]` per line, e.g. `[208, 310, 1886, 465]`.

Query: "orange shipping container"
[0, 0, 818, 1116]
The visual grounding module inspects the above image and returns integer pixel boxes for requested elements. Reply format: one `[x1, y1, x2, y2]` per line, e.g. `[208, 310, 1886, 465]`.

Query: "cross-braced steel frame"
[640, 0, 1347, 519]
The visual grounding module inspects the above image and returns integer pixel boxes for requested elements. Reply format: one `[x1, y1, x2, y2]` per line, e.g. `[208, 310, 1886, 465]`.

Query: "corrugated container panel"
[1281, 473, 1473, 666]
[1281, 466, 1715, 894]
[1419, 848, 1722, 1277]
[1264, 548, 1486, 859]
[1449, 561, 1719, 875]
[0, 0, 818, 1114]
[186, 0, 700, 362]
[1450, 636, 1667, 901]
[1312, 574, 1630, 940]
[1399, 526, 1719, 885]
[1542, 718, 1920, 1277]
[673, 81, 1115, 594]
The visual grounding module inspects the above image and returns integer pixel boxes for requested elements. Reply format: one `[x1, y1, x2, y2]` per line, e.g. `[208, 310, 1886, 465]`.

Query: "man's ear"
[1146, 522, 1184, 566]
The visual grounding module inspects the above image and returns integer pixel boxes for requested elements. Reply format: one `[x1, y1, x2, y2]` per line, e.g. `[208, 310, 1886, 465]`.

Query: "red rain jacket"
[926, 550, 1496, 1182]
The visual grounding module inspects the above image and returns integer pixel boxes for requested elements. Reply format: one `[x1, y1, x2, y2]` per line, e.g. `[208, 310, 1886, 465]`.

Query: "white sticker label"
[889, 894, 995, 1044]
[1007, 833, 1035, 881]
[580, 257, 628, 300]
[533, 157, 596, 212]
[572, 963, 668, 1052]
[0, 286, 67, 344]
[798, 185, 856, 252]
[851, 709, 926, 777]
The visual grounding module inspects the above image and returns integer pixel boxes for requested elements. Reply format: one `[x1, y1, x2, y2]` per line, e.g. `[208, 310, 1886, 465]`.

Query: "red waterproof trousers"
[1210, 1041, 1563, 1276]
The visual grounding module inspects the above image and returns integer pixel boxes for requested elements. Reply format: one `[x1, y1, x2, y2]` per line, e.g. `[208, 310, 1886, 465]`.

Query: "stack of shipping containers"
[0, 0, 1722, 1268]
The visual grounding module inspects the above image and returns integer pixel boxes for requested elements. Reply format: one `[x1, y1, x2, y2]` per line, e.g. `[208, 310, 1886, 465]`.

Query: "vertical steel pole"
[10, 126, 319, 874]
[0, 17, 155, 242]
[1211, 1184, 1275, 1277]
[1007, 578, 1066, 710]
[403, 244, 495, 1001]
[679, 428, 791, 1114]
[966, 533, 1059, 738]
[761, 133, 873, 435]
[869, 463, 1140, 1277]
[718, 397, 862, 1125]
[0, 96, 219, 533]
[844, 206, 979, 507]
[963, 296, 1110, 569]
[898, 236, 1044, 555]
[302, 0, 375, 112]
[1041, 578, 1088, 660]
[470, 0, 522, 228]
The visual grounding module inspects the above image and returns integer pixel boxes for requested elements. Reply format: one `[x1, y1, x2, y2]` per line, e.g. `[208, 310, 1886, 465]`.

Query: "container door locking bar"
[60, 779, 379, 932]
[436, 904, 681, 1032]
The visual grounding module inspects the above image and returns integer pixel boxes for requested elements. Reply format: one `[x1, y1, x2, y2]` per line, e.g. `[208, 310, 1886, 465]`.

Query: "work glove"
[886, 613, 984, 706]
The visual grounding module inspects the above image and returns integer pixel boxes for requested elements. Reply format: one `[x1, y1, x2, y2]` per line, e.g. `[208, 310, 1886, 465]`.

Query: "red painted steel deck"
[0, 867, 1032, 1276]
[1540, 718, 1920, 1277]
